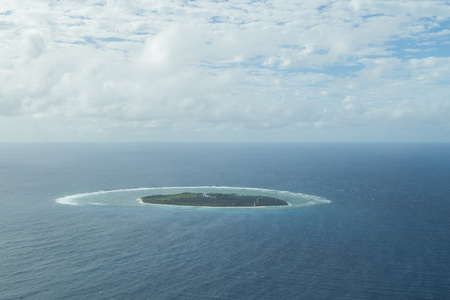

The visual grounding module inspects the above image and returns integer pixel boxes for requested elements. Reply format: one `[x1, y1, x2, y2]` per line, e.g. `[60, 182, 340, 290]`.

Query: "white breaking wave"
[55, 186, 331, 208]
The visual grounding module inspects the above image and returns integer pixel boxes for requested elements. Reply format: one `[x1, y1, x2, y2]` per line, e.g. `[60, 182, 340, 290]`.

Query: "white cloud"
[0, 0, 450, 142]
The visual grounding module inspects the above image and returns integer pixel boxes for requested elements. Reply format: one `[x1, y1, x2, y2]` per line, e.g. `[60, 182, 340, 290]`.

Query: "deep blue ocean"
[1, 143, 449, 299]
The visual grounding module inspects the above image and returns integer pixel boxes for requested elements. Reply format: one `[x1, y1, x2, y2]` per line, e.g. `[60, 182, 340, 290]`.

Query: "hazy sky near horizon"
[1, 0, 450, 142]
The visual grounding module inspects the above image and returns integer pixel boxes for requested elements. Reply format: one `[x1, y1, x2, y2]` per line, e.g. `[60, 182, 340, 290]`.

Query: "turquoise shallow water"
[1, 143, 450, 299]
[56, 186, 331, 209]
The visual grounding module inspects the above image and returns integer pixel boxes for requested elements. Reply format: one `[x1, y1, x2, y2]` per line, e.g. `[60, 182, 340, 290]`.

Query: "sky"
[1, 0, 450, 143]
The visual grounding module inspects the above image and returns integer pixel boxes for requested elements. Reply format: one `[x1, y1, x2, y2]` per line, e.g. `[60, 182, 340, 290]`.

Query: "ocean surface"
[1, 143, 449, 299]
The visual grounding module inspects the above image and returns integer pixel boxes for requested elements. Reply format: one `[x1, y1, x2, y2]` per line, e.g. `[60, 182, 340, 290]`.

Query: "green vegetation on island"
[140, 192, 289, 207]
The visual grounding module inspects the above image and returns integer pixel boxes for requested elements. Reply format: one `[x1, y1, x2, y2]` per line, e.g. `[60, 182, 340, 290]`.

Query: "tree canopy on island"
[141, 192, 288, 207]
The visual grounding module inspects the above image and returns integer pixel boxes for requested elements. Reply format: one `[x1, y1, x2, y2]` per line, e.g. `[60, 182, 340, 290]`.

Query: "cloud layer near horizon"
[1, 0, 450, 142]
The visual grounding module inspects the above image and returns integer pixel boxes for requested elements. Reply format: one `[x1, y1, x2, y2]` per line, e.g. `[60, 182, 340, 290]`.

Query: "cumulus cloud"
[0, 0, 450, 142]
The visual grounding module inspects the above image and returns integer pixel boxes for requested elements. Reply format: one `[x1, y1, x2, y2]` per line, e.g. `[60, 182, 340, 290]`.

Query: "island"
[140, 192, 289, 207]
